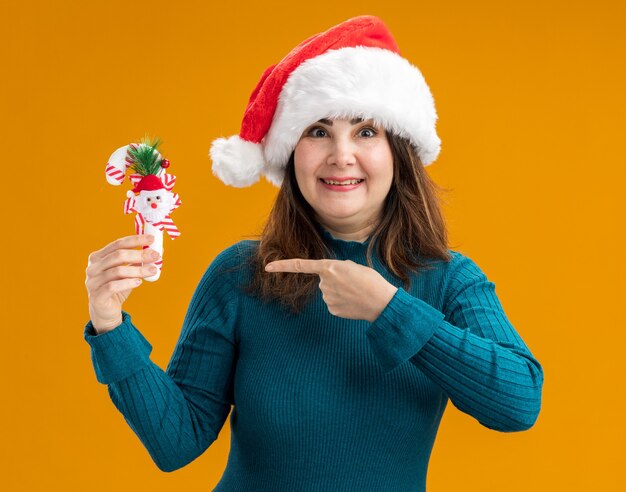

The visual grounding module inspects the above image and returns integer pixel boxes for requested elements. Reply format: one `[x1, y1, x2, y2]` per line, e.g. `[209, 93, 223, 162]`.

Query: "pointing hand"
[265, 258, 398, 322]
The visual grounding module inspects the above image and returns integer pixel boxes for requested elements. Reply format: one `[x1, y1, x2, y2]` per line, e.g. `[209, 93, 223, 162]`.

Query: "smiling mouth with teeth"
[320, 178, 365, 185]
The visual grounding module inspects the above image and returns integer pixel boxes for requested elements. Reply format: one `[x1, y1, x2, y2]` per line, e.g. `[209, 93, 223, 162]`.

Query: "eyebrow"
[317, 117, 364, 126]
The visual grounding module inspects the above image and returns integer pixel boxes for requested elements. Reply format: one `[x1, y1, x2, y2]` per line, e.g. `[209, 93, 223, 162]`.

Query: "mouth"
[319, 178, 365, 186]
[319, 177, 365, 192]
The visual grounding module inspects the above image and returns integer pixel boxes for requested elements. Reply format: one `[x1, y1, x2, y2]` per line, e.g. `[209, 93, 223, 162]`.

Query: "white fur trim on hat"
[210, 135, 266, 187]
[263, 46, 441, 181]
[262, 160, 286, 188]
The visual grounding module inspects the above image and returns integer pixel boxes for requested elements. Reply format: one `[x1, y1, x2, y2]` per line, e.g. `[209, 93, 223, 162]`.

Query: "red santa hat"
[131, 174, 165, 194]
[209, 15, 441, 188]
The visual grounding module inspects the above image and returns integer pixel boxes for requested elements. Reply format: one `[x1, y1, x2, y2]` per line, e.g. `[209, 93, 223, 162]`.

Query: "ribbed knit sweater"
[84, 231, 543, 491]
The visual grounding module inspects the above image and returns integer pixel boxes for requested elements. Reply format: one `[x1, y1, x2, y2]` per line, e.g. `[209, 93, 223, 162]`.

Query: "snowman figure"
[106, 140, 181, 282]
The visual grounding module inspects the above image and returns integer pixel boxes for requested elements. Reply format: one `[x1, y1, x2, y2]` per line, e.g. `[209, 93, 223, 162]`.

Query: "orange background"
[1, 0, 624, 490]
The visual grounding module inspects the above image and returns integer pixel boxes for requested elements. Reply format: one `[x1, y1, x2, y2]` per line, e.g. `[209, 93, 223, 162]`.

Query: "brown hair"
[244, 131, 452, 313]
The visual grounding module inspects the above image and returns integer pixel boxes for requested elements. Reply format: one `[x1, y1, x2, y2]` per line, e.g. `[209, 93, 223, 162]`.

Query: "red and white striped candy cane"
[105, 146, 132, 185]
[106, 143, 178, 282]
[105, 144, 162, 186]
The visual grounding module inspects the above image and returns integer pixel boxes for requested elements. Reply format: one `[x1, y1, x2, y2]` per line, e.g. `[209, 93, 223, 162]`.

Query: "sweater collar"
[320, 227, 371, 259]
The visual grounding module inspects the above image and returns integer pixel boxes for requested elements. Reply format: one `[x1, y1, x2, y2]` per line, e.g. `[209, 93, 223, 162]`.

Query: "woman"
[84, 16, 543, 491]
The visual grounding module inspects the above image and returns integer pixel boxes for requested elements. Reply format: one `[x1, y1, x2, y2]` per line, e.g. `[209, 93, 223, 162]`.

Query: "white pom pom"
[209, 135, 266, 187]
[263, 162, 285, 188]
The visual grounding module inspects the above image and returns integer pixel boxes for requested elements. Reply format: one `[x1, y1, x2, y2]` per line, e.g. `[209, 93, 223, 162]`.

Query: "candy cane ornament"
[105, 139, 181, 282]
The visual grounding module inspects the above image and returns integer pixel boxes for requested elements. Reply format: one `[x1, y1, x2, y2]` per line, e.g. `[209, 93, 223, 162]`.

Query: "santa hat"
[131, 174, 165, 194]
[209, 15, 441, 188]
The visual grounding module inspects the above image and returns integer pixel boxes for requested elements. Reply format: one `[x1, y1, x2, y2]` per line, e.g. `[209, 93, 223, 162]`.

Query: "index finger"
[265, 258, 327, 274]
[89, 234, 154, 265]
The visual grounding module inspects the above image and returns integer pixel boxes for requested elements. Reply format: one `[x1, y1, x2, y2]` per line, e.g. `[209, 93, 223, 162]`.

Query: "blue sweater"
[84, 231, 543, 491]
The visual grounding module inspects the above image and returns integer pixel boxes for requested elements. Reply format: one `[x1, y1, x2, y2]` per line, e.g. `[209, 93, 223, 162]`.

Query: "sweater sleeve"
[366, 252, 543, 432]
[83, 246, 240, 472]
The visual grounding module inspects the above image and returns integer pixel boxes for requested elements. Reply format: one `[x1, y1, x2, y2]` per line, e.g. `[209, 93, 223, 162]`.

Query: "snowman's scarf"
[134, 212, 181, 239]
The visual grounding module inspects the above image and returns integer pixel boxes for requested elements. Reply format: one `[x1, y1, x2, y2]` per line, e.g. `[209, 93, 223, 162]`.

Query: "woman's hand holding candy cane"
[85, 234, 157, 334]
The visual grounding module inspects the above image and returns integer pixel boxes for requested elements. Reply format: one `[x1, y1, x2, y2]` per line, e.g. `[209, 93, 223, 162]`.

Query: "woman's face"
[294, 117, 394, 231]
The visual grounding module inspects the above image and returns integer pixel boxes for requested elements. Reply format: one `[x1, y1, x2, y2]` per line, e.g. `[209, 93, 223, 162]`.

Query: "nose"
[151, 203, 158, 209]
[327, 136, 356, 168]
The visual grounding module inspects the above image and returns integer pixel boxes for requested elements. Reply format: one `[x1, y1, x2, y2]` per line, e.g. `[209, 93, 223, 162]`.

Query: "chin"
[319, 208, 362, 222]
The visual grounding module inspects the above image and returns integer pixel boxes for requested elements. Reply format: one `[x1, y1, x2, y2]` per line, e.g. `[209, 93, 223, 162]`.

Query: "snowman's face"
[136, 189, 174, 219]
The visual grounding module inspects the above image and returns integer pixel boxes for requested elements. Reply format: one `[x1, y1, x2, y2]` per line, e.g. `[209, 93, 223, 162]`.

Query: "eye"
[358, 127, 377, 138]
[306, 126, 328, 138]
[156, 196, 161, 200]
[147, 197, 151, 202]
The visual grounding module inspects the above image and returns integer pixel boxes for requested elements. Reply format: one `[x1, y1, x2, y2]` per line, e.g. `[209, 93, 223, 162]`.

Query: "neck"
[317, 220, 377, 243]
